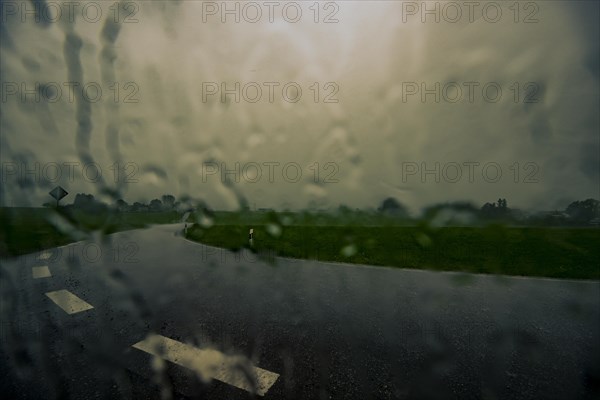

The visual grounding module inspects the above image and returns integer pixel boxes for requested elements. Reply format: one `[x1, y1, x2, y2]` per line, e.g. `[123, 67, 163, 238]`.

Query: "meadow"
[0, 207, 184, 257]
[2, 207, 598, 280]
[186, 222, 600, 280]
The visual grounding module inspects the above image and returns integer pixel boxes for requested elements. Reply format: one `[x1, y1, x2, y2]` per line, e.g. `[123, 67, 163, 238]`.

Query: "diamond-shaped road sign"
[49, 186, 68, 202]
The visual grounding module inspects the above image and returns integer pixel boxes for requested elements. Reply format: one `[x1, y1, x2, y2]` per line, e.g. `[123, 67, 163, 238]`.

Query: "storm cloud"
[0, 0, 598, 213]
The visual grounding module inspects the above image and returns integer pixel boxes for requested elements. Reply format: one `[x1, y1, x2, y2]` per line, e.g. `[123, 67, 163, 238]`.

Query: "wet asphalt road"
[1, 223, 599, 399]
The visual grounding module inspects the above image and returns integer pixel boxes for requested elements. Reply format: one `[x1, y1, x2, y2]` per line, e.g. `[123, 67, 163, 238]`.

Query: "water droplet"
[266, 223, 282, 237]
[340, 244, 357, 257]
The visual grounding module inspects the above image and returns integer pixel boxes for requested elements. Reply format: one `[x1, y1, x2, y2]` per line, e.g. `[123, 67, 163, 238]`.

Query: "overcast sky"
[1, 0, 598, 213]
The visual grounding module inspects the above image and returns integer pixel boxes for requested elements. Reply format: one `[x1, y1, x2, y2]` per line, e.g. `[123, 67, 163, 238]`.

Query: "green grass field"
[0, 207, 186, 257]
[2, 207, 598, 280]
[186, 223, 600, 280]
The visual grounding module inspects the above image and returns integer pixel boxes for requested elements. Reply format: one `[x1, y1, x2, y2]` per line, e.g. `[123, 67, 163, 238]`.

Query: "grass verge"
[0, 207, 187, 258]
[186, 224, 600, 280]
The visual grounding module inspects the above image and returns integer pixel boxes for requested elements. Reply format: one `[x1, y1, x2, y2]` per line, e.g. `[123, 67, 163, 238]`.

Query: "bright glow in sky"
[1, 1, 598, 213]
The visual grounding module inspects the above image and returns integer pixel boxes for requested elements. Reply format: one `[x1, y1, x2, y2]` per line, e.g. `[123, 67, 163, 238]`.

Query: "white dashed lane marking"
[133, 334, 279, 396]
[38, 252, 52, 260]
[45, 290, 94, 314]
[32, 266, 52, 279]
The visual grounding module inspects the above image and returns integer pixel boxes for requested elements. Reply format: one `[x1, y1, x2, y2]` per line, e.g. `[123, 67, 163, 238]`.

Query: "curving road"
[1, 224, 599, 399]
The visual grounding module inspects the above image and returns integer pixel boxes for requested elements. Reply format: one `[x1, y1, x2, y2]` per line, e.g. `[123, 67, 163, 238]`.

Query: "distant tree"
[481, 199, 510, 220]
[565, 199, 600, 223]
[115, 199, 129, 212]
[71, 193, 108, 212]
[72, 193, 107, 212]
[73, 193, 95, 208]
[378, 197, 408, 217]
[149, 199, 163, 212]
[338, 204, 352, 215]
[481, 202, 497, 216]
[161, 195, 175, 209]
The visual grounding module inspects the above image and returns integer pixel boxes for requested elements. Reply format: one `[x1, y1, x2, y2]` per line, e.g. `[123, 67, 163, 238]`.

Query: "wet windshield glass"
[1, 1, 599, 399]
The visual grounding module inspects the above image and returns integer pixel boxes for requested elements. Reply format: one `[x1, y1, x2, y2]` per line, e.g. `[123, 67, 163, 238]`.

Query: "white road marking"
[32, 266, 51, 279]
[45, 290, 94, 314]
[132, 334, 279, 396]
[38, 252, 52, 260]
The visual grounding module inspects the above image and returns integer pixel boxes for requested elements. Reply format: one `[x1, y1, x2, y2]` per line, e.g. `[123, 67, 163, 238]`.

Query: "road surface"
[1, 224, 599, 399]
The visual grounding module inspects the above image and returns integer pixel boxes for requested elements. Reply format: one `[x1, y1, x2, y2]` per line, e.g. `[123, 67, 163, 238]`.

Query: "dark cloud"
[0, 1, 598, 210]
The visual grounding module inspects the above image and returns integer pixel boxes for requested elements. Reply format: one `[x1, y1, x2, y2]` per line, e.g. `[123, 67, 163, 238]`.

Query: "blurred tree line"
[43, 193, 599, 226]
[44, 194, 181, 213]
[372, 197, 600, 227]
